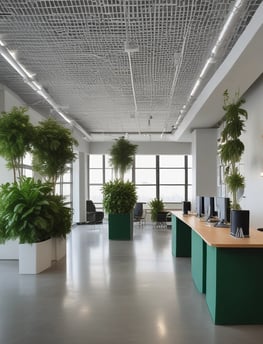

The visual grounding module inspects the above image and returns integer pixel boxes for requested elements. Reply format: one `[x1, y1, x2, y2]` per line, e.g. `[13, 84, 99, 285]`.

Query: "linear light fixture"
[174, 0, 244, 131]
[0, 39, 91, 140]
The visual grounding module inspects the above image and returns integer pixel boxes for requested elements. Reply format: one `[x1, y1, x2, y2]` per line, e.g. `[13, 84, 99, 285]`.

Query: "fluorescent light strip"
[57, 110, 71, 124]
[0, 42, 72, 126]
[174, 0, 244, 132]
[0, 47, 27, 79]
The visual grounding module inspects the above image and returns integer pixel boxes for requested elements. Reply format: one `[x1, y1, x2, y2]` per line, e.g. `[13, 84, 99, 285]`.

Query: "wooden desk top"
[171, 211, 263, 248]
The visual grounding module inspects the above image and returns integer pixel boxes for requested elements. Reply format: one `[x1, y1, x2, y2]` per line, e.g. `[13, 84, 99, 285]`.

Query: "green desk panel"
[206, 245, 263, 325]
[172, 215, 191, 257]
[191, 231, 206, 293]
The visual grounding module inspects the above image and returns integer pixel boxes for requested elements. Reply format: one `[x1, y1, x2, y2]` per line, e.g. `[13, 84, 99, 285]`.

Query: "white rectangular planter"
[19, 238, 52, 274]
[51, 237, 66, 261]
[0, 239, 19, 260]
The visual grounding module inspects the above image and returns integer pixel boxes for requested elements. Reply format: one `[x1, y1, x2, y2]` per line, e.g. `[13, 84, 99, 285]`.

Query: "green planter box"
[108, 213, 133, 240]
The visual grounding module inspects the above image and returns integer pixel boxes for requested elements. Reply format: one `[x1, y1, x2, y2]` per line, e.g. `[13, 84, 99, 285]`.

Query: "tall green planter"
[108, 213, 133, 240]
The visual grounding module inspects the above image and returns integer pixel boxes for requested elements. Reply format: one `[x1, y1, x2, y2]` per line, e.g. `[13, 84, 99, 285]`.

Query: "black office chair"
[134, 202, 145, 226]
[86, 200, 104, 224]
[155, 211, 169, 229]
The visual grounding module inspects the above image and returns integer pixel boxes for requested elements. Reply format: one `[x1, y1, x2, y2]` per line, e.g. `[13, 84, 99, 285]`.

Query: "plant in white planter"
[47, 194, 73, 261]
[0, 177, 55, 273]
[0, 109, 77, 268]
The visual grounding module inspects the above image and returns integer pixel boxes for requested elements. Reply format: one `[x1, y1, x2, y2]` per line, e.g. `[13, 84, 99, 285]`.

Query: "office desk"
[171, 211, 263, 325]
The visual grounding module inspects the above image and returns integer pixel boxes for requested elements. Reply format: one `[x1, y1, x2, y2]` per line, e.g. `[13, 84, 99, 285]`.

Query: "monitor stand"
[214, 221, 230, 228]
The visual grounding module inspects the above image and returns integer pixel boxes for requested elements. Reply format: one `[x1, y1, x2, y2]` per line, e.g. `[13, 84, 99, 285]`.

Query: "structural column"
[191, 128, 218, 209]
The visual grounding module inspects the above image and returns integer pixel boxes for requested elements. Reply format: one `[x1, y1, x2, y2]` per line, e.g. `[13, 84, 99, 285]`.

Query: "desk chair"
[133, 202, 145, 226]
[155, 211, 170, 229]
[86, 200, 104, 224]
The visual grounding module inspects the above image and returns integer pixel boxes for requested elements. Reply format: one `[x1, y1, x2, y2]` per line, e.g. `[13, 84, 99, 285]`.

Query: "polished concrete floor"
[1, 223, 263, 344]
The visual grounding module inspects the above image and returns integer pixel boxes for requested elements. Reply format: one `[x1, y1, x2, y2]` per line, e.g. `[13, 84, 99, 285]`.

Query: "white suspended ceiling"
[0, 0, 262, 142]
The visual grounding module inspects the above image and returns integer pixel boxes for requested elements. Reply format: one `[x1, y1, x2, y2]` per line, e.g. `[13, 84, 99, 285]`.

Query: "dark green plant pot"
[230, 209, 250, 238]
[182, 201, 191, 215]
[108, 213, 133, 240]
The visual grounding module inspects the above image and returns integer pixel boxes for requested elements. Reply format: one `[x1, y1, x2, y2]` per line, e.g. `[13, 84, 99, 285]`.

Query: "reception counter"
[171, 211, 263, 325]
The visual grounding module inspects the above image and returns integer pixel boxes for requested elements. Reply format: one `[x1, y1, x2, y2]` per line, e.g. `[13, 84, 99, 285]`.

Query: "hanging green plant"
[218, 90, 248, 209]
[109, 137, 137, 180]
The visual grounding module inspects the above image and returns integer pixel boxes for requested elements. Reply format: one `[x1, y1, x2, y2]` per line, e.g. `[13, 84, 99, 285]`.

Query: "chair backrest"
[86, 200, 96, 212]
[134, 202, 143, 217]
[156, 211, 168, 222]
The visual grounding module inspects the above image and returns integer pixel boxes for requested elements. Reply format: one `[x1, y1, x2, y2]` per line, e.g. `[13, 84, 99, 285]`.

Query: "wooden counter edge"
[171, 211, 263, 248]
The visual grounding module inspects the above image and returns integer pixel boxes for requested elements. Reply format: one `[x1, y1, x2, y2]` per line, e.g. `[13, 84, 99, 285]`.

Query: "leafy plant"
[109, 137, 137, 180]
[32, 118, 78, 192]
[102, 179, 137, 214]
[0, 106, 34, 182]
[0, 177, 55, 244]
[218, 90, 248, 209]
[148, 198, 164, 222]
[47, 194, 73, 238]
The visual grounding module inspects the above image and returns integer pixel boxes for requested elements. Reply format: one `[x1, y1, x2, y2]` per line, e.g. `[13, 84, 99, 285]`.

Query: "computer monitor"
[204, 196, 216, 221]
[196, 196, 204, 217]
[214, 197, 230, 228]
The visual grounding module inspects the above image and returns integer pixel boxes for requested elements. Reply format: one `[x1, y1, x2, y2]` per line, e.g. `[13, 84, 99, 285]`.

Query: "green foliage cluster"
[46, 194, 73, 239]
[0, 106, 77, 243]
[218, 90, 248, 209]
[0, 177, 72, 244]
[0, 177, 53, 244]
[102, 179, 137, 214]
[0, 107, 34, 181]
[32, 118, 78, 191]
[148, 198, 164, 222]
[109, 137, 137, 180]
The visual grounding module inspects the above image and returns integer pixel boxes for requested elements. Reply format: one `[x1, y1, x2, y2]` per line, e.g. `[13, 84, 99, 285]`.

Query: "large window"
[22, 152, 33, 177]
[55, 166, 73, 204]
[135, 155, 156, 202]
[88, 154, 192, 206]
[89, 155, 104, 204]
[159, 155, 185, 202]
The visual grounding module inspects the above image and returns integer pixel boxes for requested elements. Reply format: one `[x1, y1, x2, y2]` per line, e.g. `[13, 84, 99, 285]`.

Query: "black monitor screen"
[196, 196, 204, 217]
[215, 197, 230, 227]
[204, 196, 215, 221]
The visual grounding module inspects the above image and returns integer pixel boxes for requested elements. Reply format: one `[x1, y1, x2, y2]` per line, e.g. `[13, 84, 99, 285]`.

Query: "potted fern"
[218, 90, 249, 237]
[148, 198, 164, 222]
[102, 137, 138, 240]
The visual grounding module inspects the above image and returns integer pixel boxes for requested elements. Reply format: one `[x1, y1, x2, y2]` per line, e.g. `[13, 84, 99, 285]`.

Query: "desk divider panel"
[172, 215, 191, 257]
[206, 246, 263, 325]
[191, 231, 206, 293]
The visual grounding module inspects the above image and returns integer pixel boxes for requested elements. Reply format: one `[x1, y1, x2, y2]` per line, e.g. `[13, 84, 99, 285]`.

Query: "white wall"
[241, 74, 263, 228]
[192, 128, 218, 210]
